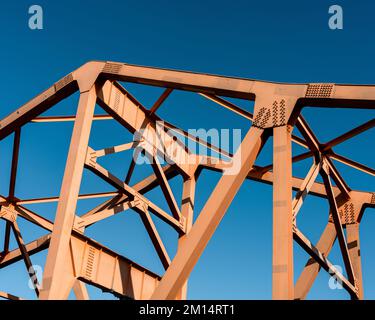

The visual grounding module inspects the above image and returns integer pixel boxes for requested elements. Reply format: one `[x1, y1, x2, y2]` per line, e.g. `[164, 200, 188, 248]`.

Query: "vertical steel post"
[272, 125, 294, 299]
[347, 223, 364, 299]
[176, 176, 196, 300]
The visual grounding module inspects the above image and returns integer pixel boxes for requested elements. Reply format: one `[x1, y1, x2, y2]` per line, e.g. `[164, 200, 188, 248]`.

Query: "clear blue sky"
[0, 0, 374, 300]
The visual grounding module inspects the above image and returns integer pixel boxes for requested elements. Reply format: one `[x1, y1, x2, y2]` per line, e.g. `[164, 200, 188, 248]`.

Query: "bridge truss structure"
[0, 61, 374, 300]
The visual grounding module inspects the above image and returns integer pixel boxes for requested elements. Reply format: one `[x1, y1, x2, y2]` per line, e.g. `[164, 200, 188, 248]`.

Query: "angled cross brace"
[293, 226, 358, 298]
[294, 221, 337, 299]
[292, 161, 321, 218]
[151, 126, 265, 299]
[124, 149, 139, 185]
[3, 222, 11, 254]
[322, 118, 375, 151]
[294, 161, 361, 300]
[295, 193, 368, 300]
[85, 150, 176, 269]
[0, 291, 22, 300]
[81, 163, 178, 219]
[150, 88, 173, 114]
[323, 157, 351, 199]
[138, 206, 172, 270]
[96, 80, 194, 178]
[94, 141, 138, 158]
[296, 116, 320, 152]
[200, 162, 341, 199]
[79, 200, 135, 228]
[150, 153, 182, 221]
[9, 129, 21, 200]
[84, 150, 183, 233]
[0, 235, 51, 268]
[40, 86, 98, 300]
[11, 220, 40, 297]
[328, 153, 375, 177]
[296, 116, 351, 199]
[320, 162, 356, 291]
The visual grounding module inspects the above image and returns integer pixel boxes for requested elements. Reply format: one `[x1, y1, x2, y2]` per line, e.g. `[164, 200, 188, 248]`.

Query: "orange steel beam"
[11, 220, 40, 297]
[294, 221, 337, 299]
[3, 61, 375, 142]
[0, 233, 161, 299]
[322, 118, 375, 151]
[346, 223, 364, 299]
[272, 125, 293, 299]
[8, 129, 21, 201]
[17, 191, 120, 205]
[32, 113, 235, 159]
[176, 176, 196, 300]
[292, 161, 321, 218]
[84, 151, 183, 233]
[31, 114, 113, 122]
[124, 153, 138, 185]
[293, 226, 357, 297]
[0, 61, 374, 301]
[149, 88, 173, 114]
[294, 190, 372, 299]
[0, 291, 22, 300]
[39, 86, 98, 300]
[150, 154, 182, 221]
[2, 221, 11, 254]
[0, 235, 51, 268]
[328, 152, 375, 176]
[200, 93, 308, 149]
[151, 126, 266, 299]
[321, 163, 357, 298]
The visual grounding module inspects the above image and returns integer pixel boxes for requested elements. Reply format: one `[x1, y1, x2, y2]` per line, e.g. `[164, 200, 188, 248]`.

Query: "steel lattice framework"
[0, 61, 374, 300]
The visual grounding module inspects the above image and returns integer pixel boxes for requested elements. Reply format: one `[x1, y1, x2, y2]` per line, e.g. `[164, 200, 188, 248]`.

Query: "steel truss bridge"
[0, 61, 374, 300]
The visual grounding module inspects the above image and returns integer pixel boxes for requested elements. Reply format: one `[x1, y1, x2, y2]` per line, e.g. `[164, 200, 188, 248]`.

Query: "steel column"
[346, 223, 364, 299]
[272, 125, 294, 299]
[176, 176, 196, 300]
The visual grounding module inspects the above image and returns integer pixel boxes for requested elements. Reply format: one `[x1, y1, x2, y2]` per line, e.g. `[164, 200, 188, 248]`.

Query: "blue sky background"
[0, 0, 374, 300]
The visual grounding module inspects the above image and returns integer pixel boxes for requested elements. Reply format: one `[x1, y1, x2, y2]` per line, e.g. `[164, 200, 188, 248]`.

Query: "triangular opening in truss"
[302, 107, 373, 143]
[119, 81, 170, 110]
[156, 89, 252, 138]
